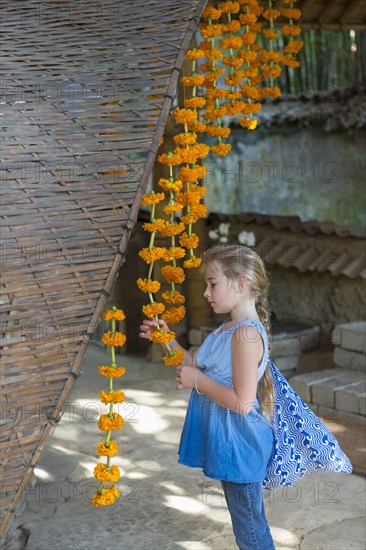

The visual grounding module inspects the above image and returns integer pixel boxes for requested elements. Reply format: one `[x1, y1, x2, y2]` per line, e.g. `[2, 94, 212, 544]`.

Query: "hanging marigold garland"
[92, 306, 126, 507]
[139, 0, 303, 365]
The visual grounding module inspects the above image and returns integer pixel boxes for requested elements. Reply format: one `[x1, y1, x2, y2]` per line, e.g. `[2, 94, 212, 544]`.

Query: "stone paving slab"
[4, 345, 365, 550]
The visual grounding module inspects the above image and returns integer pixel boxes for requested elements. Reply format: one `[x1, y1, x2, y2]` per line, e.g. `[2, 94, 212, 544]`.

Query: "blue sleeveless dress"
[178, 319, 274, 483]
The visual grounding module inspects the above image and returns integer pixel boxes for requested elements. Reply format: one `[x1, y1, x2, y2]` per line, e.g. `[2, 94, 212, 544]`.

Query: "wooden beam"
[339, 0, 364, 24]
[300, 0, 321, 20]
[300, 22, 366, 30]
[319, 0, 341, 23]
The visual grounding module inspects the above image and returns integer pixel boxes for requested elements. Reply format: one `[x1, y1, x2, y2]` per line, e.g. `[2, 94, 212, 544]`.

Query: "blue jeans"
[221, 480, 275, 550]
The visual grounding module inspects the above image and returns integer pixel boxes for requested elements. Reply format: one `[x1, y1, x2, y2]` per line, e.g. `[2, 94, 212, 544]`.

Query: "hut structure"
[1, 0, 366, 539]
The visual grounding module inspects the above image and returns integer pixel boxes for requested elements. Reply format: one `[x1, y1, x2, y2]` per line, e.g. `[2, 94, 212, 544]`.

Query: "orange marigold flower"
[174, 108, 198, 124]
[222, 57, 244, 69]
[205, 48, 223, 61]
[184, 97, 206, 109]
[163, 246, 186, 262]
[157, 152, 182, 166]
[199, 24, 223, 39]
[181, 75, 205, 87]
[98, 412, 124, 432]
[142, 302, 165, 318]
[281, 8, 301, 20]
[205, 125, 231, 138]
[282, 56, 301, 69]
[262, 28, 279, 40]
[260, 50, 282, 63]
[178, 165, 206, 183]
[162, 290, 185, 305]
[184, 256, 202, 269]
[98, 365, 126, 378]
[159, 221, 185, 237]
[173, 132, 197, 146]
[284, 40, 304, 54]
[240, 102, 262, 115]
[219, 1, 240, 13]
[222, 20, 241, 33]
[202, 5, 222, 19]
[219, 36, 243, 50]
[186, 49, 205, 60]
[163, 348, 185, 366]
[94, 464, 120, 483]
[238, 50, 257, 62]
[239, 13, 257, 25]
[190, 203, 207, 218]
[163, 203, 184, 215]
[186, 121, 207, 133]
[282, 24, 302, 36]
[142, 219, 166, 233]
[224, 72, 244, 87]
[242, 31, 257, 45]
[205, 88, 228, 100]
[92, 485, 120, 507]
[103, 308, 126, 321]
[102, 331, 126, 347]
[157, 178, 183, 192]
[161, 265, 185, 284]
[210, 143, 232, 157]
[141, 192, 165, 206]
[96, 440, 119, 456]
[149, 329, 175, 344]
[179, 232, 199, 249]
[173, 144, 209, 164]
[138, 247, 167, 263]
[226, 91, 241, 101]
[136, 278, 161, 293]
[240, 85, 261, 100]
[239, 117, 258, 130]
[262, 64, 282, 78]
[261, 86, 281, 99]
[226, 101, 247, 116]
[100, 389, 125, 405]
[176, 188, 205, 206]
[162, 306, 186, 325]
[262, 8, 281, 20]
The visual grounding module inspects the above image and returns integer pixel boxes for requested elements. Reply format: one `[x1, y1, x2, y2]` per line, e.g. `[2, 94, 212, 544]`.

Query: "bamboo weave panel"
[0, 0, 207, 537]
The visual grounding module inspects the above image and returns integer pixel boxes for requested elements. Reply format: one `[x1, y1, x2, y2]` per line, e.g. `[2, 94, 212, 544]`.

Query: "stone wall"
[202, 125, 365, 228]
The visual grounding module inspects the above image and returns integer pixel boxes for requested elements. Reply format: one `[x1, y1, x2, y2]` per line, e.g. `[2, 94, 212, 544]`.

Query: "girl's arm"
[176, 325, 261, 414]
[139, 318, 198, 367]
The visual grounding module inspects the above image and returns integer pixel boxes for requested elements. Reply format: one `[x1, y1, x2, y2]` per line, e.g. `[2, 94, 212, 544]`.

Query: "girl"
[140, 244, 276, 550]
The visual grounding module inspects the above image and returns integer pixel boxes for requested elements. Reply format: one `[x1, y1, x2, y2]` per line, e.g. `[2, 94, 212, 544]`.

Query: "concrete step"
[332, 321, 366, 353]
[333, 346, 365, 372]
[289, 368, 366, 418]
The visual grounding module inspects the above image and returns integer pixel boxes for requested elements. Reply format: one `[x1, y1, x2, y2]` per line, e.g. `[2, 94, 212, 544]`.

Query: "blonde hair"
[200, 244, 274, 422]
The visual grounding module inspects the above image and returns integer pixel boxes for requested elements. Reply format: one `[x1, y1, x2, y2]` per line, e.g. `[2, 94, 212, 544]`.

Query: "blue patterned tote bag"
[263, 359, 353, 491]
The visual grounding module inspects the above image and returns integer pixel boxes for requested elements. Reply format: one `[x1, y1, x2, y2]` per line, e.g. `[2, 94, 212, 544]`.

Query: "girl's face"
[203, 263, 239, 314]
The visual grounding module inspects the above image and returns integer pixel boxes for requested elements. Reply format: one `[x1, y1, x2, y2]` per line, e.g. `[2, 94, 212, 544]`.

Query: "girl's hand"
[139, 318, 169, 340]
[176, 365, 200, 390]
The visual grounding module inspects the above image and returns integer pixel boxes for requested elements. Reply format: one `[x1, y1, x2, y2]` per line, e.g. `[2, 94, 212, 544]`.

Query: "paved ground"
[4, 345, 366, 550]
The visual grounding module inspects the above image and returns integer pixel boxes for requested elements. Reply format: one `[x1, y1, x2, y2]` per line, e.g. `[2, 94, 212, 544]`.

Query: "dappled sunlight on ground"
[5, 347, 364, 550]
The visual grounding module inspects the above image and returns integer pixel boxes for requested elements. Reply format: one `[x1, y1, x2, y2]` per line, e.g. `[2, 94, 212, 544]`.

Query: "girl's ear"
[237, 274, 247, 292]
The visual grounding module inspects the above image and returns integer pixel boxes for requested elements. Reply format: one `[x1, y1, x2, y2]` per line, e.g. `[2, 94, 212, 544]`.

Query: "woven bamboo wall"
[0, 0, 207, 537]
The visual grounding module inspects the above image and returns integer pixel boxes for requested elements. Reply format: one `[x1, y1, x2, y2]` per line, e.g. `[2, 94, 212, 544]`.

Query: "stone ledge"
[334, 346, 365, 372]
[332, 321, 366, 353]
[289, 368, 365, 417]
